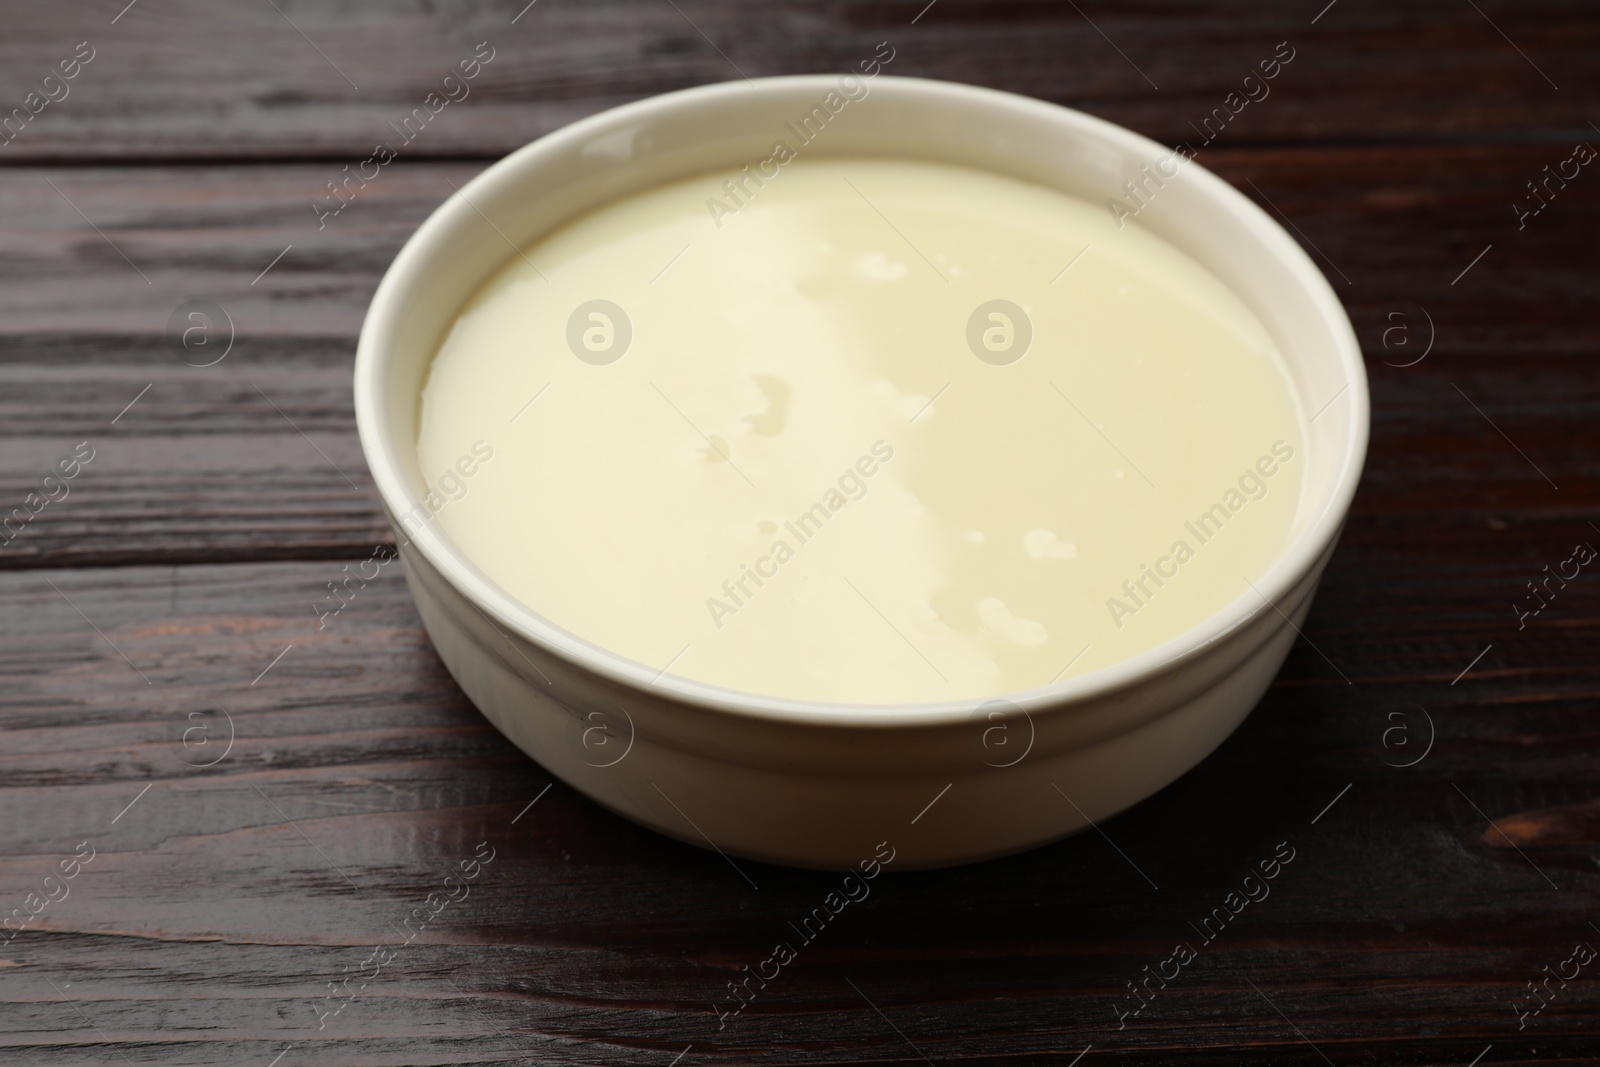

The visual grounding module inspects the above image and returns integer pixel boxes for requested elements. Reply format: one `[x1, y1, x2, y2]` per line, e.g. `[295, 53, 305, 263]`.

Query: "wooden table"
[3, 1, 1598, 1063]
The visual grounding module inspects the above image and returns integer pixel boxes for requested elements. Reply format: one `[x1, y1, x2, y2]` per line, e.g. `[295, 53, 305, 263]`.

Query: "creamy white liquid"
[417, 158, 1304, 705]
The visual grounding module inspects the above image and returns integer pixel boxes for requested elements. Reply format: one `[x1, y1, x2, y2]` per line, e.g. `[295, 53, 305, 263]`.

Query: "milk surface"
[417, 158, 1304, 705]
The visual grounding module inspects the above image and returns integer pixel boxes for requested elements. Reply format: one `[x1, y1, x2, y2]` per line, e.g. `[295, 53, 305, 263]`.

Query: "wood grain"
[1, 562, 1598, 1065]
[1, 145, 1597, 569]
[0, 0, 1596, 163]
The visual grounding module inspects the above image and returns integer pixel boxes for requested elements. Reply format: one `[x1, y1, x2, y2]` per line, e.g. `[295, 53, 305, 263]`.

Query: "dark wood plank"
[0, 0, 1595, 164]
[1, 560, 1597, 1065]
[0, 161, 460, 567]
[2, 143, 1597, 568]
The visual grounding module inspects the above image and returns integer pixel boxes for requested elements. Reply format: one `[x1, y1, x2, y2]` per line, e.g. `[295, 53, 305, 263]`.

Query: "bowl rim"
[354, 73, 1370, 729]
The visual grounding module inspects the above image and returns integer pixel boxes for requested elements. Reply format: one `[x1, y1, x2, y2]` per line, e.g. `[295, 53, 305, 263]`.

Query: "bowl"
[354, 75, 1368, 870]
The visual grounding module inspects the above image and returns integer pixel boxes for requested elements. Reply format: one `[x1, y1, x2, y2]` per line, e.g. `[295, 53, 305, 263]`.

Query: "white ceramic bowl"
[354, 75, 1368, 870]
